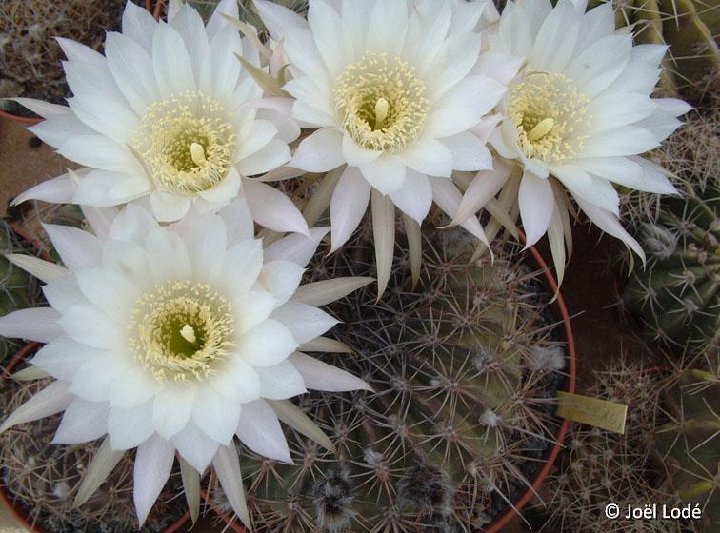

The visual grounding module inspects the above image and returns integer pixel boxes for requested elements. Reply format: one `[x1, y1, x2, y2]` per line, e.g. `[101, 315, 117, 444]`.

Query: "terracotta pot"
[0, 344, 192, 533]
[206, 242, 578, 533]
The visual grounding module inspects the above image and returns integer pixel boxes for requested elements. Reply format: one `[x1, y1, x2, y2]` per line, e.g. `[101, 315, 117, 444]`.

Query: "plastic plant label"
[556, 391, 628, 434]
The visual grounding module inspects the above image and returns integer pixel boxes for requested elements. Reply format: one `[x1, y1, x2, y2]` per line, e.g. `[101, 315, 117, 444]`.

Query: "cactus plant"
[536, 356, 682, 533]
[205, 223, 568, 532]
[623, 186, 720, 353]
[598, 0, 720, 101]
[0, 372, 188, 532]
[0, 220, 42, 363]
[654, 362, 720, 532]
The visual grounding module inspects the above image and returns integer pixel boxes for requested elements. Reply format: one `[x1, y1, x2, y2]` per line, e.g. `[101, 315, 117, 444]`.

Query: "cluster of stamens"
[128, 281, 234, 383]
[333, 52, 429, 152]
[508, 72, 590, 164]
[132, 91, 236, 194]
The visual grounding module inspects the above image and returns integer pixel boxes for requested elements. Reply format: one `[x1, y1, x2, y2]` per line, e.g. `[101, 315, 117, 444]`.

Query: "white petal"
[218, 197, 255, 245]
[235, 399, 291, 462]
[70, 355, 129, 402]
[519, 172, 554, 247]
[152, 385, 196, 439]
[254, 360, 308, 400]
[211, 442, 250, 526]
[181, 212, 227, 282]
[430, 179, 489, 244]
[291, 128, 345, 172]
[12, 172, 76, 206]
[133, 434, 175, 525]
[107, 402, 155, 450]
[172, 422, 218, 473]
[367, 0, 408, 55]
[566, 33, 631, 97]
[400, 139, 453, 178]
[197, 168, 241, 206]
[152, 22, 195, 95]
[221, 239, 264, 292]
[360, 156, 407, 195]
[56, 36, 105, 65]
[0, 307, 63, 344]
[74, 437, 124, 507]
[75, 268, 140, 320]
[268, 400, 335, 453]
[388, 171, 432, 225]
[308, 0, 349, 75]
[264, 227, 329, 266]
[242, 179, 310, 235]
[236, 138, 292, 177]
[342, 133, 381, 167]
[191, 388, 240, 445]
[528, 0, 579, 72]
[52, 398, 108, 444]
[371, 189, 396, 298]
[237, 319, 298, 366]
[442, 132, 493, 171]
[259, 261, 305, 305]
[330, 167, 371, 251]
[574, 196, 645, 261]
[105, 32, 159, 116]
[271, 302, 339, 345]
[581, 126, 660, 158]
[452, 165, 511, 226]
[207, 0, 241, 39]
[253, 0, 309, 41]
[43, 224, 102, 270]
[81, 205, 119, 240]
[210, 359, 261, 403]
[43, 276, 85, 314]
[109, 366, 162, 409]
[148, 190, 192, 223]
[122, 1, 157, 50]
[30, 336, 96, 381]
[0, 381, 72, 434]
[4, 254, 69, 284]
[290, 352, 371, 392]
[292, 277, 374, 307]
[145, 227, 192, 282]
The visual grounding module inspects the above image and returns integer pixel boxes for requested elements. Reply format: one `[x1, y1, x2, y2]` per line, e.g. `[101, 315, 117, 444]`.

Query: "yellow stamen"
[132, 91, 236, 193]
[374, 97, 390, 128]
[189, 142, 207, 166]
[333, 51, 429, 152]
[528, 118, 555, 141]
[508, 72, 591, 164]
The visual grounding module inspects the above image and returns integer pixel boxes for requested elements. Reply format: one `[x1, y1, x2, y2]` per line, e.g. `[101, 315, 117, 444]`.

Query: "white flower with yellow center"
[12, 0, 307, 234]
[459, 0, 690, 282]
[254, 0, 520, 295]
[0, 202, 371, 527]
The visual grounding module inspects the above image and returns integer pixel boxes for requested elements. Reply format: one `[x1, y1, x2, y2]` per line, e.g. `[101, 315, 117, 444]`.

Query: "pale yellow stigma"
[189, 142, 207, 166]
[528, 118, 555, 142]
[180, 324, 197, 345]
[508, 72, 590, 164]
[128, 281, 234, 384]
[333, 52, 429, 152]
[132, 91, 236, 194]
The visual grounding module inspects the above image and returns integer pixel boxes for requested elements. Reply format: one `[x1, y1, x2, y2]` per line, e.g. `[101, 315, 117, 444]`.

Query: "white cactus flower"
[13, 0, 307, 234]
[460, 0, 690, 283]
[254, 0, 520, 295]
[0, 201, 371, 527]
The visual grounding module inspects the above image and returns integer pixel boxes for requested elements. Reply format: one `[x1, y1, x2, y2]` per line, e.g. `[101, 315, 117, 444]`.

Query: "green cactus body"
[209, 227, 567, 532]
[624, 190, 720, 352]
[0, 221, 41, 362]
[591, 0, 720, 100]
[0, 376, 187, 532]
[654, 368, 720, 532]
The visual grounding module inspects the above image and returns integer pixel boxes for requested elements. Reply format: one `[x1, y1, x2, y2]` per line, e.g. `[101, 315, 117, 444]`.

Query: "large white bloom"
[461, 0, 690, 282]
[13, 0, 307, 233]
[254, 0, 520, 295]
[0, 202, 371, 526]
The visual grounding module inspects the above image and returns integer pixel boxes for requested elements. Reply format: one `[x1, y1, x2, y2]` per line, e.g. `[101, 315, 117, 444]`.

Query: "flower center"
[128, 281, 234, 383]
[132, 91, 236, 194]
[508, 72, 590, 164]
[333, 52, 430, 152]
